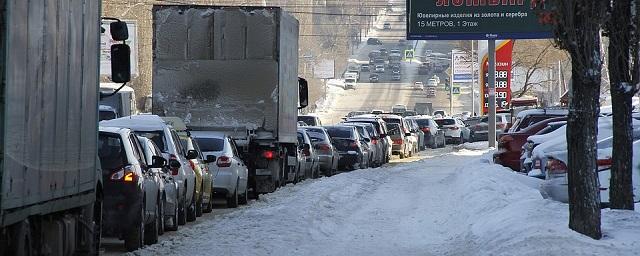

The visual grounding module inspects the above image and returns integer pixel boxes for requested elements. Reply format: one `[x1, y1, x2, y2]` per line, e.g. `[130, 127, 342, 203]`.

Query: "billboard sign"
[479, 40, 514, 114]
[452, 51, 472, 83]
[101, 20, 138, 76]
[314, 59, 335, 79]
[406, 0, 553, 40]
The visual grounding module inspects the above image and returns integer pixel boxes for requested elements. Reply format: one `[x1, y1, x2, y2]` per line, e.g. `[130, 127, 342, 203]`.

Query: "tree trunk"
[608, 0, 635, 210]
[567, 65, 603, 239]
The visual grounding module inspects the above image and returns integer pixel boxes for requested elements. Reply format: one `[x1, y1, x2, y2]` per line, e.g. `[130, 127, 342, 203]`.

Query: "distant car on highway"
[374, 64, 385, 73]
[414, 81, 424, 91]
[392, 74, 401, 81]
[390, 49, 401, 55]
[392, 104, 408, 114]
[392, 69, 400, 75]
[360, 64, 370, 72]
[379, 48, 388, 56]
[433, 110, 447, 117]
[367, 38, 383, 45]
[369, 73, 380, 83]
[426, 88, 436, 98]
[383, 22, 391, 30]
[427, 78, 438, 87]
[368, 51, 380, 59]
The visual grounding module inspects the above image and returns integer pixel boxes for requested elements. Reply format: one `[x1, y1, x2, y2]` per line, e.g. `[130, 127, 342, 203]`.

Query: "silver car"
[138, 137, 180, 232]
[303, 127, 339, 176]
[192, 131, 249, 208]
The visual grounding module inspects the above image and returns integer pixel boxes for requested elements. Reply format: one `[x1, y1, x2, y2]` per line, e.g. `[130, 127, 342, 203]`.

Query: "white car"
[434, 118, 470, 144]
[413, 81, 424, 91]
[375, 64, 385, 73]
[427, 78, 438, 87]
[391, 104, 407, 114]
[192, 131, 249, 208]
[541, 138, 640, 206]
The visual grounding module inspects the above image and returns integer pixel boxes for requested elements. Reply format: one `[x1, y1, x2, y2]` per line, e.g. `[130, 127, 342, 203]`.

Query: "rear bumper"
[338, 153, 360, 168]
[102, 183, 144, 237]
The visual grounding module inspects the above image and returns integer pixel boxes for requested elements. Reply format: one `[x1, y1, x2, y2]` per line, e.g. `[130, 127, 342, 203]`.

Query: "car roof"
[99, 105, 117, 112]
[99, 126, 130, 135]
[190, 130, 227, 138]
[516, 108, 568, 119]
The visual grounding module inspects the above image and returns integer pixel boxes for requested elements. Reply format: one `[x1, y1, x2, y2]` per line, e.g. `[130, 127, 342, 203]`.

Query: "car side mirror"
[150, 156, 166, 168]
[109, 21, 129, 41]
[169, 159, 181, 169]
[205, 155, 217, 164]
[186, 150, 198, 160]
[298, 78, 309, 109]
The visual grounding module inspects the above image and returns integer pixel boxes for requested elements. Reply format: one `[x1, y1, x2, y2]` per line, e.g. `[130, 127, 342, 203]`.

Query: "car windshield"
[414, 119, 431, 127]
[305, 131, 327, 143]
[134, 131, 166, 152]
[194, 137, 225, 152]
[435, 119, 455, 126]
[99, 110, 117, 121]
[325, 127, 354, 139]
[98, 133, 128, 171]
[386, 123, 401, 135]
[298, 116, 316, 126]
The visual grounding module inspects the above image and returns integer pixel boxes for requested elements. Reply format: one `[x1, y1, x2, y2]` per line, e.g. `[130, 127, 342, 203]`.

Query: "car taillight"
[597, 158, 612, 171]
[170, 154, 179, 175]
[421, 127, 430, 133]
[303, 148, 311, 156]
[392, 138, 403, 145]
[372, 139, 378, 145]
[262, 150, 276, 160]
[217, 156, 232, 167]
[449, 127, 459, 130]
[498, 135, 513, 148]
[547, 159, 568, 174]
[110, 165, 138, 183]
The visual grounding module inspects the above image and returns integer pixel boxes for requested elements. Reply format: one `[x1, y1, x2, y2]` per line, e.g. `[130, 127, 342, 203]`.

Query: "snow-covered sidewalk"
[134, 144, 640, 256]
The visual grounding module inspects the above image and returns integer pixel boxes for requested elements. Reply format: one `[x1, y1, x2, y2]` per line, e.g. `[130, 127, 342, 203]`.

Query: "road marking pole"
[488, 39, 497, 147]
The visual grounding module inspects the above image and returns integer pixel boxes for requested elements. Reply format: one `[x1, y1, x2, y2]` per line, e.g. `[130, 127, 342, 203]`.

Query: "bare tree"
[546, 0, 608, 239]
[607, 0, 638, 210]
[512, 42, 553, 97]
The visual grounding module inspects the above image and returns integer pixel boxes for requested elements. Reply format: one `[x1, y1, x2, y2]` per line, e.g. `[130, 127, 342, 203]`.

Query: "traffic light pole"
[449, 50, 454, 115]
[488, 39, 497, 147]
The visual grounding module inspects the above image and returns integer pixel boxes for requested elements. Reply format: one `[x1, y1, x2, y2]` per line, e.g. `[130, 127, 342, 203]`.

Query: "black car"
[99, 127, 164, 251]
[324, 125, 365, 171]
[367, 38, 383, 45]
[379, 48, 388, 56]
[368, 51, 380, 59]
[369, 73, 379, 83]
[360, 64, 370, 72]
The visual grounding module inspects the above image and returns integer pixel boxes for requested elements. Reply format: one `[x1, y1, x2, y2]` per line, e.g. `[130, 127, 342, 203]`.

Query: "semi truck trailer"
[151, 5, 308, 196]
[0, 1, 130, 254]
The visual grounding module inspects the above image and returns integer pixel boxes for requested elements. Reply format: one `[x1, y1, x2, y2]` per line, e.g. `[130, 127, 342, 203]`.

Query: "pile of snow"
[134, 146, 640, 256]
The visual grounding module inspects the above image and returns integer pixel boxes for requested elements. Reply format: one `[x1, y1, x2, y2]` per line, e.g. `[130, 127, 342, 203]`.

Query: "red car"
[494, 117, 567, 171]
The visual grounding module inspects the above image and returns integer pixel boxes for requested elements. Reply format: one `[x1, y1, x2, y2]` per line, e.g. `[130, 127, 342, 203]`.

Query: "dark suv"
[367, 38, 383, 45]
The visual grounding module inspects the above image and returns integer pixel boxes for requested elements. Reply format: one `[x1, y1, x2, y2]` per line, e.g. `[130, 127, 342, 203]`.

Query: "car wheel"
[239, 182, 249, 205]
[166, 198, 179, 231]
[203, 190, 213, 213]
[195, 187, 203, 217]
[227, 179, 239, 208]
[186, 193, 196, 222]
[144, 203, 159, 245]
[158, 197, 165, 236]
[125, 204, 144, 251]
[177, 190, 187, 225]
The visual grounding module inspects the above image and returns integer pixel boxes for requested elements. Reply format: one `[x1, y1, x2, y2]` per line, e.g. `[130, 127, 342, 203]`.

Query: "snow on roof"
[99, 125, 130, 135]
[100, 83, 135, 92]
[100, 114, 170, 131]
[99, 105, 117, 112]
[516, 108, 568, 119]
[190, 130, 227, 139]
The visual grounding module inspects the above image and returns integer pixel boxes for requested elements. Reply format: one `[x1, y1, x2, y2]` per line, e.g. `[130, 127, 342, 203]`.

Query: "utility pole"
[471, 40, 475, 115]
[449, 50, 454, 115]
[488, 39, 497, 147]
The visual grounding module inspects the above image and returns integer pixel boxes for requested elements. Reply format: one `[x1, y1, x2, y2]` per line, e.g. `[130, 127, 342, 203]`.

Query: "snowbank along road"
[131, 143, 640, 256]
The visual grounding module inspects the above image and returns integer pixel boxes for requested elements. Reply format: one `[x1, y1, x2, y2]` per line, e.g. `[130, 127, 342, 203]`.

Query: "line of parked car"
[493, 108, 640, 206]
[97, 115, 250, 251]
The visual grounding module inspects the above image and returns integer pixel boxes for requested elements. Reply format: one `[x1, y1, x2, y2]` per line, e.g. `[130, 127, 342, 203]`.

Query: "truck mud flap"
[255, 176, 276, 194]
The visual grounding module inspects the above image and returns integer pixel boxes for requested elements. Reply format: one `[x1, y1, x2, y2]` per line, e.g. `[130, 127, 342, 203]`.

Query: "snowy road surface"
[132, 143, 640, 256]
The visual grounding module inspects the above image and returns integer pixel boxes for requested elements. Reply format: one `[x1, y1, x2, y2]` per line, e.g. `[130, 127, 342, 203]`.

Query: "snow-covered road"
[133, 143, 640, 256]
